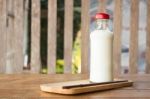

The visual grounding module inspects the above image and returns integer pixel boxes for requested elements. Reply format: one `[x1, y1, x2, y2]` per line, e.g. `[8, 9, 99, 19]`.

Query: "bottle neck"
[96, 19, 109, 30]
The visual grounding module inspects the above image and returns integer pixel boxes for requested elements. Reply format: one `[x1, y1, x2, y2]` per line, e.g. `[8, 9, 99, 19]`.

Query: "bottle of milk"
[90, 13, 113, 83]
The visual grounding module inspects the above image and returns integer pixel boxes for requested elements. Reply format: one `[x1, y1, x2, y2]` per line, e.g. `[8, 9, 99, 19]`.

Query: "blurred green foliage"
[56, 59, 64, 74]
[72, 31, 81, 74]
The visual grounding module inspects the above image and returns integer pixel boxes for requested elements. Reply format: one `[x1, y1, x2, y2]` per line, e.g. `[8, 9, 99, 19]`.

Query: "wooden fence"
[113, 0, 150, 77]
[0, 0, 150, 77]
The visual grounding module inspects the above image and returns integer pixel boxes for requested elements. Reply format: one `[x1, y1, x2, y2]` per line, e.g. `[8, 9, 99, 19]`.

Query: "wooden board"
[0, 0, 7, 73]
[31, 0, 41, 73]
[129, 0, 139, 74]
[146, 0, 150, 73]
[47, 0, 57, 74]
[81, 0, 90, 73]
[113, 0, 122, 77]
[13, 0, 24, 73]
[64, 0, 73, 73]
[40, 80, 133, 95]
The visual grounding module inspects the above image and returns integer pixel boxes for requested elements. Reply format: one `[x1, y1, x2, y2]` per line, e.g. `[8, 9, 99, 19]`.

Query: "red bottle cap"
[95, 13, 109, 19]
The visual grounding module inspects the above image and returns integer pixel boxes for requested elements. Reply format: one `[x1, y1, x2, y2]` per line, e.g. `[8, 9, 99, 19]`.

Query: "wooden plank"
[119, 74, 150, 81]
[40, 80, 132, 95]
[98, 0, 106, 12]
[113, 0, 122, 77]
[81, 0, 90, 73]
[48, 0, 57, 74]
[31, 0, 41, 73]
[64, 0, 73, 73]
[6, 0, 15, 73]
[0, 0, 7, 73]
[1, 74, 150, 98]
[13, 0, 24, 73]
[146, 0, 150, 73]
[129, 0, 139, 74]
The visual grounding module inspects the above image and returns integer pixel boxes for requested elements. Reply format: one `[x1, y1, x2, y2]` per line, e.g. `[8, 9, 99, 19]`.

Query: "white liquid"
[90, 30, 113, 82]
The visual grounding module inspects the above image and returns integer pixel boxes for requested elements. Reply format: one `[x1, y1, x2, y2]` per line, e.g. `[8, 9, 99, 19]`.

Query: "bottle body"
[90, 17, 113, 83]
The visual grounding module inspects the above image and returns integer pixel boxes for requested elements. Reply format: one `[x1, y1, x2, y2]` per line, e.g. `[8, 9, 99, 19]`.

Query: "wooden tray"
[40, 80, 133, 95]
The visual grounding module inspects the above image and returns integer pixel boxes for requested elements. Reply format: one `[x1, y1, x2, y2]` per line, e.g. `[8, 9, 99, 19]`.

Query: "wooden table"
[0, 74, 150, 98]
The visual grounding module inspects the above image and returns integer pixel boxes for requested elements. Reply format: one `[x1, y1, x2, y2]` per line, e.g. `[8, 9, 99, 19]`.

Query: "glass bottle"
[90, 13, 113, 82]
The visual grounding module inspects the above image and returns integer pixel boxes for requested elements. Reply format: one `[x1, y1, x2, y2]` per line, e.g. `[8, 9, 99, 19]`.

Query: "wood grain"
[31, 0, 41, 73]
[118, 74, 150, 81]
[64, 0, 73, 73]
[81, 0, 90, 73]
[41, 80, 132, 95]
[0, 0, 6, 73]
[6, 0, 15, 73]
[146, 0, 150, 73]
[113, 0, 122, 77]
[129, 0, 139, 74]
[62, 80, 129, 89]
[98, 0, 106, 12]
[13, 0, 24, 73]
[0, 74, 150, 98]
[48, 0, 57, 74]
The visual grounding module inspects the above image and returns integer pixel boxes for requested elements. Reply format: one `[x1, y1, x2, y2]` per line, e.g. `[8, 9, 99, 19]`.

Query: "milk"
[90, 24, 113, 82]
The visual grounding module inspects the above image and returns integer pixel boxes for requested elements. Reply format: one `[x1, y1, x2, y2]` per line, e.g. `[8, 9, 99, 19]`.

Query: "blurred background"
[21, 0, 147, 74]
